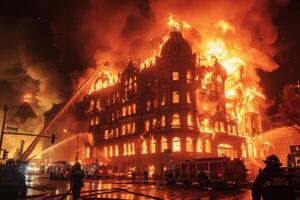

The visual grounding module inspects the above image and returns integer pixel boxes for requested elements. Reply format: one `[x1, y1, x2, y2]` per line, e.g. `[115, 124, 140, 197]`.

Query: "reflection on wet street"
[26, 174, 255, 199]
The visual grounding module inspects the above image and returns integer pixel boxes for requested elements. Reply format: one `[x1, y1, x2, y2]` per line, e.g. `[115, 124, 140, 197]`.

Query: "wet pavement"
[25, 174, 298, 200]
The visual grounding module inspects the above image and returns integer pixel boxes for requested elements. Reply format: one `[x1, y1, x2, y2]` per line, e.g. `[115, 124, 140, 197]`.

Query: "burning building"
[83, 24, 263, 175]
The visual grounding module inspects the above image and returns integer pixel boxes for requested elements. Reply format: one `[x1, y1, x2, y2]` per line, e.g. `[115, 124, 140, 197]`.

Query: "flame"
[215, 20, 235, 34]
[23, 93, 33, 103]
[89, 71, 116, 94]
[167, 13, 191, 32]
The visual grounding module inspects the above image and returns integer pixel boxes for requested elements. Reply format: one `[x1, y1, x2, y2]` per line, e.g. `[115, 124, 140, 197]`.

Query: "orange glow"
[89, 71, 116, 94]
[167, 13, 191, 32]
[23, 93, 33, 103]
[215, 20, 235, 33]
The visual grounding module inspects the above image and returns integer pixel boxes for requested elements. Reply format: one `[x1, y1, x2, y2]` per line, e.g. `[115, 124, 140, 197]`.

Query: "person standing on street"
[70, 162, 85, 200]
[252, 154, 295, 200]
[0, 159, 27, 200]
[131, 170, 136, 184]
[144, 170, 149, 184]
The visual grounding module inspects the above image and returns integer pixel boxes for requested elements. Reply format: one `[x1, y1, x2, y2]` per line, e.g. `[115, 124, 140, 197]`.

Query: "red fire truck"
[282, 145, 300, 192]
[165, 156, 247, 186]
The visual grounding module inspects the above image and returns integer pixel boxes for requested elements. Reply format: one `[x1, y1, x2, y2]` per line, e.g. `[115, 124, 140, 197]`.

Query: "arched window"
[186, 137, 193, 152]
[150, 139, 156, 153]
[196, 138, 203, 152]
[161, 137, 168, 152]
[187, 71, 192, 83]
[115, 145, 119, 157]
[142, 141, 148, 154]
[172, 91, 180, 103]
[205, 139, 211, 153]
[89, 100, 94, 111]
[241, 143, 247, 158]
[172, 113, 180, 128]
[172, 137, 181, 152]
[187, 113, 193, 127]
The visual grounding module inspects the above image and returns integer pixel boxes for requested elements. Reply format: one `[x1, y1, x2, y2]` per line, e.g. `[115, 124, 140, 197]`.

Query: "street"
[26, 175, 254, 200]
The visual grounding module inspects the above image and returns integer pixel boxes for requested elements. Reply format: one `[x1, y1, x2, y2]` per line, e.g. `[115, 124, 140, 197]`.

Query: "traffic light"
[2, 150, 9, 159]
[51, 134, 56, 144]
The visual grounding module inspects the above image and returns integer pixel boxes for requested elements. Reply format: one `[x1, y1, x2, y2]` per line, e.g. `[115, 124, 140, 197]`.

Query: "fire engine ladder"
[20, 61, 109, 160]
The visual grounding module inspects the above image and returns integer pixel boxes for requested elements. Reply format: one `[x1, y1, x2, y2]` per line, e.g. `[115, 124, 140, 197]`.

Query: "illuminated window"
[220, 122, 225, 132]
[95, 116, 100, 125]
[187, 113, 193, 127]
[171, 113, 180, 127]
[128, 143, 132, 155]
[186, 137, 193, 152]
[146, 100, 151, 111]
[161, 137, 168, 152]
[152, 118, 157, 129]
[112, 94, 115, 103]
[122, 106, 126, 117]
[111, 113, 114, 121]
[161, 95, 166, 106]
[96, 99, 100, 110]
[127, 105, 131, 115]
[115, 127, 119, 137]
[172, 91, 179, 103]
[150, 139, 156, 153]
[131, 122, 136, 133]
[131, 143, 135, 155]
[172, 137, 181, 152]
[90, 118, 94, 125]
[123, 143, 127, 156]
[132, 104, 136, 114]
[115, 145, 119, 157]
[187, 92, 191, 103]
[205, 139, 211, 153]
[104, 130, 109, 139]
[126, 123, 131, 134]
[86, 147, 90, 158]
[142, 141, 148, 154]
[145, 120, 150, 132]
[241, 143, 247, 158]
[196, 138, 203, 152]
[161, 115, 166, 127]
[172, 72, 179, 80]
[187, 71, 192, 83]
[104, 146, 108, 157]
[109, 145, 113, 157]
[214, 122, 219, 132]
[89, 100, 94, 111]
[121, 125, 125, 135]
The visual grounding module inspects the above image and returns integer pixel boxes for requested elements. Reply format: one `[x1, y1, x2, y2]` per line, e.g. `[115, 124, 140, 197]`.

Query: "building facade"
[84, 31, 257, 176]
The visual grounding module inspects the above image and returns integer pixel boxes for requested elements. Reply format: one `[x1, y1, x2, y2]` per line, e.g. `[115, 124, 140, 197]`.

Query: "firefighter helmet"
[263, 154, 282, 166]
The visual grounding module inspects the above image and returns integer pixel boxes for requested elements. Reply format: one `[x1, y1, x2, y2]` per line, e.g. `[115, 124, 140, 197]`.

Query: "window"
[128, 143, 132, 155]
[196, 138, 203, 152]
[152, 118, 157, 129]
[205, 139, 211, 153]
[115, 145, 119, 157]
[172, 91, 179, 103]
[121, 125, 125, 135]
[132, 104, 136, 114]
[187, 71, 192, 83]
[161, 95, 166, 106]
[95, 116, 100, 125]
[104, 130, 109, 139]
[187, 113, 193, 127]
[115, 127, 119, 137]
[123, 143, 127, 156]
[131, 122, 136, 133]
[172, 137, 181, 152]
[161, 137, 168, 152]
[89, 100, 94, 111]
[96, 99, 101, 110]
[146, 100, 151, 111]
[90, 118, 94, 125]
[220, 122, 225, 132]
[127, 105, 131, 115]
[109, 146, 113, 157]
[161, 115, 166, 127]
[122, 106, 126, 117]
[145, 120, 150, 132]
[172, 72, 179, 80]
[171, 113, 180, 127]
[104, 146, 108, 157]
[142, 141, 148, 154]
[241, 143, 247, 158]
[111, 113, 114, 121]
[187, 92, 191, 103]
[186, 137, 193, 152]
[131, 143, 135, 155]
[150, 139, 156, 153]
[86, 147, 90, 158]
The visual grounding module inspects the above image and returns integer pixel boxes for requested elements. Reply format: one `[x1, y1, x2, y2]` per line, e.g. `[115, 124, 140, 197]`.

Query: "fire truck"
[165, 156, 247, 186]
[283, 145, 300, 192]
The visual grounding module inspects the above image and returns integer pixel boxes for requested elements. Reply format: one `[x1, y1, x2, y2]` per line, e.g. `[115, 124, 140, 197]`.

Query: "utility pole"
[0, 105, 8, 151]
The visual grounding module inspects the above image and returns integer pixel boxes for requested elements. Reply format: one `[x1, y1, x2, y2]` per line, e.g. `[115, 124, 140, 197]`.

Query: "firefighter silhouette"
[252, 155, 296, 200]
[144, 170, 149, 184]
[131, 170, 136, 183]
[70, 162, 85, 200]
[0, 159, 27, 200]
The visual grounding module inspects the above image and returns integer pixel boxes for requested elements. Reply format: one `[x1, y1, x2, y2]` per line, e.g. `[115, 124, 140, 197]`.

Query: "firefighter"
[198, 171, 210, 188]
[252, 154, 296, 200]
[144, 170, 149, 184]
[0, 159, 27, 200]
[70, 162, 85, 200]
[131, 170, 136, 184]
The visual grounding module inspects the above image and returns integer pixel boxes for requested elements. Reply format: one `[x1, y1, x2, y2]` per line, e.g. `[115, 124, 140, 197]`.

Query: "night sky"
[0, 0, 299, 115]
